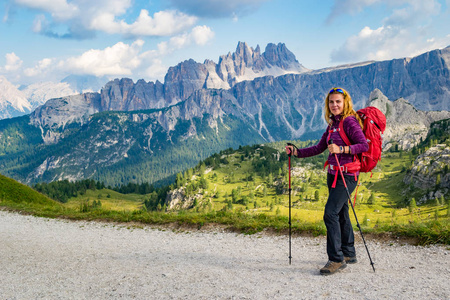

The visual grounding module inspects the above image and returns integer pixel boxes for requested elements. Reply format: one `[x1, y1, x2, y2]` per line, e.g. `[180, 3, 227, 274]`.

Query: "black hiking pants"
[324, 173, 358, 262]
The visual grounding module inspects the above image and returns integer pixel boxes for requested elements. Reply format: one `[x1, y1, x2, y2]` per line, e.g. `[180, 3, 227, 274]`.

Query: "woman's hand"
[328, 143, 341, 154]
[285, 145, 297, 157]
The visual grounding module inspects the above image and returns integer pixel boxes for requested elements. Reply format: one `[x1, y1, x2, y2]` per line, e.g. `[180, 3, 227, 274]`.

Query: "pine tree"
[367, 193, 375, 205]
[199, 163, 206, 175]
[176, 172, 183, 188]
[409, 198, 417, 213]
[436, 173, 442, 186]
[268, 173, 273, 187]
[435, 197, 440, 206]
[227, 200, 233, 211]
[363, 214, 369, 226]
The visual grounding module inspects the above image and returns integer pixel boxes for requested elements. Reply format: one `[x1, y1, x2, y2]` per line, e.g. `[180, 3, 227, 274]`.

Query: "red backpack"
[339, 106, 386, 174]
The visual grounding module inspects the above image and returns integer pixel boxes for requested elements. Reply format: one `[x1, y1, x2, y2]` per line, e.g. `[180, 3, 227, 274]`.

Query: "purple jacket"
[297, 115, 369, 176]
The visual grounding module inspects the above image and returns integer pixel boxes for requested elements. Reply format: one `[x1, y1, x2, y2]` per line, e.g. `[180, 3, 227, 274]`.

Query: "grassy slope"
[0, 173, 65, 216]
[64, 189, 146, 211]
[177, 145, 449, 244]
[1, 144, 449, 244]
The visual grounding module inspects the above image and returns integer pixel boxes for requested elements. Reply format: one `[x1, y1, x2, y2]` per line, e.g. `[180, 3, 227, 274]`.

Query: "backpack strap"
[338, 119, 351, 146]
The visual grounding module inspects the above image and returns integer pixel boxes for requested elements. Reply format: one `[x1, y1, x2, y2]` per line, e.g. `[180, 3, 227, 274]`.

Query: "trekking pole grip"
[286, 142, 298, 157]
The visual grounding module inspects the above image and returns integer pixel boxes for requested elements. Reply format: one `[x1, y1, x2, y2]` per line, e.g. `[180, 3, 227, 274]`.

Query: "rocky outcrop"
[368, 89, 450, 150]
[30, 93, 101, 143]
[403, 144, 450, 203]
[101, 78, 166, 111]
[164, 187, 201, 210]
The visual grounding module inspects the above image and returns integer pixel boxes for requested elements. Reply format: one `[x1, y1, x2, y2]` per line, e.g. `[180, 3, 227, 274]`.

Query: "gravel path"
[1, 211, 449, 300]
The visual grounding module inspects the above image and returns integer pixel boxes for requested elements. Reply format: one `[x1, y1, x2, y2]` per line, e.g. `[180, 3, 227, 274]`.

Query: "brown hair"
[324, 87, 363, 127]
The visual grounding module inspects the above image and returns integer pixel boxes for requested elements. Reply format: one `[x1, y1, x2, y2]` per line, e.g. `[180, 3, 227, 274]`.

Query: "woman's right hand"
[285, 145, 297, 157]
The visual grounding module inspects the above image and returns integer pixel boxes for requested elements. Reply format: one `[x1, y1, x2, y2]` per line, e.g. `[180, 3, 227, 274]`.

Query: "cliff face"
[403, 144, 450, 204]
[368, 89, 450, 150]
[30, 93, 102, 143]
[98, 42, 308, 113]
[101, 78, 165, 111]
[404, 144, 450, 188]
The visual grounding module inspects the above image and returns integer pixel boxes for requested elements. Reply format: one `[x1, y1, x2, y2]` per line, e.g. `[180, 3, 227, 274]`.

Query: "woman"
[286, 87, 368, 275]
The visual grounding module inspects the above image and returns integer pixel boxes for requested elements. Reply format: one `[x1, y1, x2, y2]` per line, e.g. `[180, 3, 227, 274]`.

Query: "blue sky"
[1, 0, 449, 86]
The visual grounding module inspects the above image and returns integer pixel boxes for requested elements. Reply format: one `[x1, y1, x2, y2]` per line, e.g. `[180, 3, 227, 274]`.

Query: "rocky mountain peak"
[30, 92, 102, 143]
[92, 42, 310, 115]
[234, 41, 255, 64]
[263, 43, 299, 70]
[0, 76, 32, 119]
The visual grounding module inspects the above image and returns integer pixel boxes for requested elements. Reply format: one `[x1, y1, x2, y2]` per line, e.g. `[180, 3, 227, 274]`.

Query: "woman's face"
[329, 93, 345, 116]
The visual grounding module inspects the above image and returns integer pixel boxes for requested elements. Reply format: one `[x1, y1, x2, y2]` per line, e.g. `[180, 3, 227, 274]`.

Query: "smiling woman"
[286, 86, 368, 275]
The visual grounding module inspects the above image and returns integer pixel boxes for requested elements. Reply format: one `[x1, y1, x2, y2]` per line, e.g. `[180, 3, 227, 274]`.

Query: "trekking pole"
[328, 139, 376, 272]
[286, 143, 298, 265]
[287, 144, 292, 265]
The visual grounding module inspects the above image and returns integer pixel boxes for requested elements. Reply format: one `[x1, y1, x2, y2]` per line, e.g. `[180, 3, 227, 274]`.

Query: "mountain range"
[0, 75, 108, 120]
[0, 42, 449, 186]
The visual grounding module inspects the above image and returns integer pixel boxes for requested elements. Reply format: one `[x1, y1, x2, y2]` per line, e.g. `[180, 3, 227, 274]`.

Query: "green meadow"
[1, 144, 449, 245]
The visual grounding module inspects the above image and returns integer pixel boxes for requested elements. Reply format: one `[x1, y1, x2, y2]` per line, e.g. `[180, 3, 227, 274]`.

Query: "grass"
[64, 189, 146, 211]
[1, 149, 449, 245]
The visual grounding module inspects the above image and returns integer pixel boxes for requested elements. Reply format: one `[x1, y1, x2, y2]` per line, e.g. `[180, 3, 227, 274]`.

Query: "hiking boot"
[320, 260, 347, 275]
[344, 256, 357, 264]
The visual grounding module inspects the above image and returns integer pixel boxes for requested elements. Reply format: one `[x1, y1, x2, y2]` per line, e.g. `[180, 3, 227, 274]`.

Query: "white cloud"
[89, 9, 197, 37]
[14, 0, 79, 20]
[63, 40, 145, 77]
[143, 58, 168, 82]
[190, 25, 215, 45]
[329, 0, 447, 64]
[331, 24, 450, 64]
[327, 0, 439, 24]
[56, 24, 214, 80]
[4, 52, 23, 71]
[12, 0, 200, 39]
[166, 25, 215, 50]
[382, 0, 441, 26]
[24, 58, 53, 77]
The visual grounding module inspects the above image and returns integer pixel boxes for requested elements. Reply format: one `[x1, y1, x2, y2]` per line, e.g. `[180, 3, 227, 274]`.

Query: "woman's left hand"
[328, 143, 340, 154]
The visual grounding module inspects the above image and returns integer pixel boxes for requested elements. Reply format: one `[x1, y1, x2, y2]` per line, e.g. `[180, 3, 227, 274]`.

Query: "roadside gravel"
[1, 211, 449, 299]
